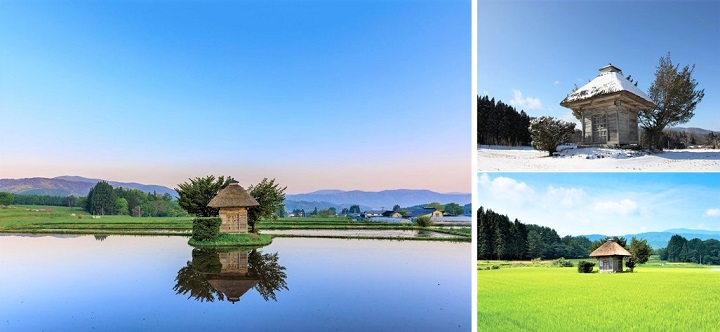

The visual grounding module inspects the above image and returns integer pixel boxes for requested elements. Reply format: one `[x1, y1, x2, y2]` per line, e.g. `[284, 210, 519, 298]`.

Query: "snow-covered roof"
[561, 64, 655, 106]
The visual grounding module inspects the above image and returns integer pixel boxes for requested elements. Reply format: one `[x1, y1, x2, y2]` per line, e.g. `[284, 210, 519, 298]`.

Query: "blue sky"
[477, 172, 720, 236]
[0, 0, 471, 194]
[478, 0, 720, 131]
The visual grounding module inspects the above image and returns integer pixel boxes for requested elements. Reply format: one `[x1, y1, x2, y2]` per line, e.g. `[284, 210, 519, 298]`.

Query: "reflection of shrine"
[174, 247, 288, 303]
[206, 250, 259, 303]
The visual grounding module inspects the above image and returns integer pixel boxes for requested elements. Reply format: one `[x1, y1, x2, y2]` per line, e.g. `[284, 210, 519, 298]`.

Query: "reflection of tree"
[248, 249, 288, 301]
[173, 247, 288, 303]
[94, 235, 108, 241]
[173, 249, 224, 302]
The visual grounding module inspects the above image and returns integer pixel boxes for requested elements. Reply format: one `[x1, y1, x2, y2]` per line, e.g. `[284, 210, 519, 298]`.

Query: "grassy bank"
[478, 259, 720, 331]
[189, 233, 274, 247]
[0, 205, 192, 235]
[1, 205, 470, 241]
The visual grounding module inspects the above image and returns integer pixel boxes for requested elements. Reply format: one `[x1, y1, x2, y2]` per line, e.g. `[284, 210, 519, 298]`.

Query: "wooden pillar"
[581, 111, 586, 145]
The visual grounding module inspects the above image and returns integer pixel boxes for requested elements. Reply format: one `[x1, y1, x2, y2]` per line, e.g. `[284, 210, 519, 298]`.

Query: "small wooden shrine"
[560, 64, 656, 146]
[589, 240, 632, 273]
[207, 180, 259, 233]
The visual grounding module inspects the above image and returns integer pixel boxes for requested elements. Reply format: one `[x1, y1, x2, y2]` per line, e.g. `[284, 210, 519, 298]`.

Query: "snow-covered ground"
[478, 145, 720, 171]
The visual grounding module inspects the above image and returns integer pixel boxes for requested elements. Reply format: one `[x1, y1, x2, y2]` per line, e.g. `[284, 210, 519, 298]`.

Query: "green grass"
[478, 264, 720, 331]
[0, 205, 470, 241]
[188, 233, 274, 247]
[0, 205, 192, 235]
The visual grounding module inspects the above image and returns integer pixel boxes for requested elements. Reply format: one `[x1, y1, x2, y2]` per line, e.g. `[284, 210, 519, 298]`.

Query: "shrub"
[531, 257, 542, 265]
[492, 265, 500, 270]
[577, 260, 595, 273]
[529, 116, 576, 156]
[191, 217, 222, 241]
[552, 257, 574, 267]
[414, 215, 433, 228]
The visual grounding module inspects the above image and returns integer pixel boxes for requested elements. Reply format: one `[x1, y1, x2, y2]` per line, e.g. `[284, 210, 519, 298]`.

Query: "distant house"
[382, 211, 403, 218]
[589, 240, 632, 273]
[405, 208, 442, 220]
[560, 64, 656, 146]
[363, 210, 385, 218]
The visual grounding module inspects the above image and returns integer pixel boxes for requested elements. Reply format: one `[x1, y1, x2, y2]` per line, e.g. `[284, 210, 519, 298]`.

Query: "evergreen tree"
[349, 205, 361, 214]
[477, 95, 532, 146]
[626, 237, 652, 272]
[526, 231, 544, 259]
[176, 175, 232, 217]
[247, 178, 286, 232]
[640, 52, 705, 150]
[477, 207, 495, 260]
[86, 181, 116, 215]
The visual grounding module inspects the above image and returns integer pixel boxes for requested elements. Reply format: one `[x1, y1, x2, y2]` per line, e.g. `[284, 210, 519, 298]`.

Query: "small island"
[187, 179, 274, 247]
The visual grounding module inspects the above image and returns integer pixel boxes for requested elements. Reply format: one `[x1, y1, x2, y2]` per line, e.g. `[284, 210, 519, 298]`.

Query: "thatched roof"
[207, 276, 259, 303]
[207, 181, 259, 208]
[589, 240, 632, 257]
[560, 64, 656, 109]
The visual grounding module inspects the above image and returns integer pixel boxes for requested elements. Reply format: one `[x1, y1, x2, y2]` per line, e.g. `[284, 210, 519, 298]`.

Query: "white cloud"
[478, 173, 535, 204]
[593, 199, 638, 216]
[705, 208, 720, 217]
[546, 186, 585, 208]
[509, 89, 543, 110]
[554, 80, 560, 85]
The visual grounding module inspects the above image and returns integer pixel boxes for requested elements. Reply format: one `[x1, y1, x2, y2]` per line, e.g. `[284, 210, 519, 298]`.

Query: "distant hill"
[283, 200, 373, 213]
[54, 176, 177, 197]
[1, 177, 469, 212]
[0, 177, 93, 197]
[0, 176, 177, 198]
[286, 189, 471, 210]
[665, 127, 719, 136]
[580, 229, 720, 249]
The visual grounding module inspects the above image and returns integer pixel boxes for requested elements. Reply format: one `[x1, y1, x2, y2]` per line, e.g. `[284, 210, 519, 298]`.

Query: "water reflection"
[174, 247, 288, 303]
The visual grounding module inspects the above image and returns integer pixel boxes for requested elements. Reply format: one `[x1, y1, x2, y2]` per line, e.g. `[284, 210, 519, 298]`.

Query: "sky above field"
[478, 0, 720, 131]
[0, 0, 471, 194]
[477, 172, 720, 236]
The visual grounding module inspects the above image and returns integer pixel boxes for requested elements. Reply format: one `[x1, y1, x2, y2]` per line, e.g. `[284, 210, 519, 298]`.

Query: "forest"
[477, 95, 532, 146]
[658, 235, 720, 264]
[477, 207, 591, 260]
[1, 182, 187, 217]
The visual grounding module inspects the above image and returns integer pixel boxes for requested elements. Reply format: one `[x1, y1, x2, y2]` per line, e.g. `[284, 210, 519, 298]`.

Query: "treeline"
[9, 193, 83, 207]
[658, 235, 720, 264]
[477, 95, 532, 146]
[0, 183, 187, 218]
[86, 181, 187, 217]
[651, 130, 720, 149]
[477, 207, 591, 260]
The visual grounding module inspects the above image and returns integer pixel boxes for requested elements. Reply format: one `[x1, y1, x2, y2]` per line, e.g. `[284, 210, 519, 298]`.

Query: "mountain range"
[0, 176, 178, 198]
[286, 189, 470, 210]
[0, 176, 470, 211]
[581, 228, 720, 249]
[665, 127, 719, 136]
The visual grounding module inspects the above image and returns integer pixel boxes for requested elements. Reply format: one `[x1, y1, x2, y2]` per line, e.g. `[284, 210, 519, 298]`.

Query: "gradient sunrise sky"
[0, 0, 471, 194]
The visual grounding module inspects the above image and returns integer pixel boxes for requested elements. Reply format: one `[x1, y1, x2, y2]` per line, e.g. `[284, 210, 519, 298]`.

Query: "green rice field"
[478, 265, 720, 331]
[0, 205, 470, 241]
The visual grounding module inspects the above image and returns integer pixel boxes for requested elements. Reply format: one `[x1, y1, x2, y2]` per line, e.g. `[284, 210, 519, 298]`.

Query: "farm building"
[589, 240, 632, 273]
[207, 180, 259, 233]
[560, 64, 656, 146]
